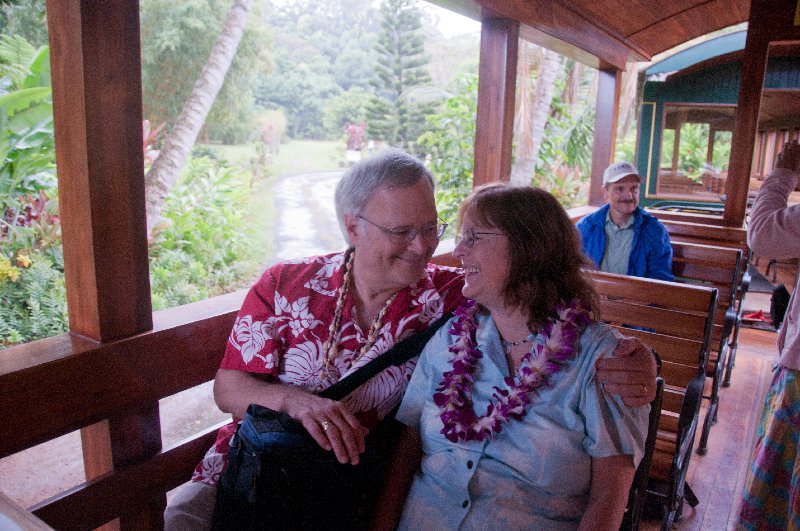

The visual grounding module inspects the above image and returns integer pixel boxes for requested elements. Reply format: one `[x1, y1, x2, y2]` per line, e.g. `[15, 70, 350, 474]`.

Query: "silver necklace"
[501, 334, 535, 350]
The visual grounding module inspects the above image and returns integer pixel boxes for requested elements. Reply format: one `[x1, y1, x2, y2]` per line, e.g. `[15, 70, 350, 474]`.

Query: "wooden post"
[588, 68, 621, 206]
[724, 0, 800, 226]
[46, 1, 162, 528]
[723, 31, 768, 226]
[474, 16, 519, 186]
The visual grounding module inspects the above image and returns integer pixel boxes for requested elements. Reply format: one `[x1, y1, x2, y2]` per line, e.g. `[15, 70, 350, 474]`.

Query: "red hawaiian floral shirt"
[192, 251, 464, 485]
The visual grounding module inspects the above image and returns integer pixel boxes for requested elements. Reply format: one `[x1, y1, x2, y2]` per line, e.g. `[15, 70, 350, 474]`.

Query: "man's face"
[603, 175, 641, 223]
[345, 179, 439, 291]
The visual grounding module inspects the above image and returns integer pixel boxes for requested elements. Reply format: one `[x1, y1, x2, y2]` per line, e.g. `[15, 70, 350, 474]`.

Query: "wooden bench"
[670, 241, 742, 455]
[657, 219, 751, 388]
[588, 270, 717, 531]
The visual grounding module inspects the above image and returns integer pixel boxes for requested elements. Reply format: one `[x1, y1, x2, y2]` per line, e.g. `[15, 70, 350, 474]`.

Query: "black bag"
[771, 284, 791, 329]
[211, 313, 452, 531]
[212, 404, 402, 530]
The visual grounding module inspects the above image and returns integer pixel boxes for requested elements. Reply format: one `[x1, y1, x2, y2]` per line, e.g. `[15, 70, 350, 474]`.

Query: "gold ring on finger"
[321, 421, 331, 431]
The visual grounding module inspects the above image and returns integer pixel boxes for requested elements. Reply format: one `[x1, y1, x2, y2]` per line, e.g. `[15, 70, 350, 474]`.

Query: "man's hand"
[214, 369, 368, 465]
[285, 391, 369, 466]
[596, 337, 657, 407]
[776, 141, 800, 172]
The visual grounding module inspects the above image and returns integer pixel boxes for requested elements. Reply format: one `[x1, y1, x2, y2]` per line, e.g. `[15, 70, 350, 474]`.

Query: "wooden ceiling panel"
[469, 0, 752, 65]
[629, 0, 750, 55]
[564, 0, 681, 39]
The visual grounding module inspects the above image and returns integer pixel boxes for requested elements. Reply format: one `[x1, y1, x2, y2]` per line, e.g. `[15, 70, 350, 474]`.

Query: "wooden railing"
[0, 290, 245, 529]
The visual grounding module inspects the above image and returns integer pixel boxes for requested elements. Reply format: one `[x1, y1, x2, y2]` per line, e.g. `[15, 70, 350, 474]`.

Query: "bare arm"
[597, 337, 657, 407]
[370, 426, 422, 531]
[577, 455, 635, 531]
[214, 368, 367, 465]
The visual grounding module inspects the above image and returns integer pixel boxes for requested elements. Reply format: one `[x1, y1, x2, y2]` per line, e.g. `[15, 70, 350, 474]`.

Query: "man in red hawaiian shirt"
[164, 150, 657, 529]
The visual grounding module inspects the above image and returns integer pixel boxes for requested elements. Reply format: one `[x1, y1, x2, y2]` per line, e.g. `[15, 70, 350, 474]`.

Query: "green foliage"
[257, 50, 341, 139]
[615, 128, 637, 164]
[0, 34, 55, 210]
[366, 0, 436, 153]
[676, 122, 709, 181]
[0, 251, 67, 347]
[140, 0, 271, 144]
[256, 0, 379, 139]
[148, 156, 260, 310]
[712, 130, 732, 171]
[533, 64, 596, 208]
[0, 0, 47, 47]
[323, 87, 370, 137]
[0, 33, 65, 349]
[417, 73, 477, 226]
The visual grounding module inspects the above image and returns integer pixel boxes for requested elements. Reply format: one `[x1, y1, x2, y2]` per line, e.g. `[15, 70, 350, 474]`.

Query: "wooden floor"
[640, 325, 778, 530]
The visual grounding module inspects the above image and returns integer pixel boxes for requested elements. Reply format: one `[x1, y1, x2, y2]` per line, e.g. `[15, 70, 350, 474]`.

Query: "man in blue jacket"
[577, 161, 673, 281]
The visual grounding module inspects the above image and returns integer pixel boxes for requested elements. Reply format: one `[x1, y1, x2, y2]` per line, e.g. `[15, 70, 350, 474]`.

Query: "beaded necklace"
[433, 299, 590, 443]
[501, 334, 535, 352]
[320, 249, 397, 378]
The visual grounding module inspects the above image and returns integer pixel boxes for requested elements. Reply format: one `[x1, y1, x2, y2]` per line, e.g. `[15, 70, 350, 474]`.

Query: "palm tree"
[144, 0, 252, 235]
[510, 44, 562, 185]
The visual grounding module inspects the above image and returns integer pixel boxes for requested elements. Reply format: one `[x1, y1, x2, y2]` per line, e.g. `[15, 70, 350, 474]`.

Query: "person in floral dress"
[164, 150, 658, 530]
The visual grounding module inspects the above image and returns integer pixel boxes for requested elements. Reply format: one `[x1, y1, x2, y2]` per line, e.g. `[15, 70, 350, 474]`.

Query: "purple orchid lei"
[433, 298, 592, 443]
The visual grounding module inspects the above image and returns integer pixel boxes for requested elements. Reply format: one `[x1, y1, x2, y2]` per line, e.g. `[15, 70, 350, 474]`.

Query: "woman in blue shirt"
[376, 184, 648, 530]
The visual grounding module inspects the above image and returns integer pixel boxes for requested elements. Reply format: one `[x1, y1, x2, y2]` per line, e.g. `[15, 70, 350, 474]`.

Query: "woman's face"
[453, 212, 511, 313]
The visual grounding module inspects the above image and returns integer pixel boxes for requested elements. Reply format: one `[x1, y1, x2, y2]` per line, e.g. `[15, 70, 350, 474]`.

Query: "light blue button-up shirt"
[396, 312, 648, 530]
[600, 210, 636, 275]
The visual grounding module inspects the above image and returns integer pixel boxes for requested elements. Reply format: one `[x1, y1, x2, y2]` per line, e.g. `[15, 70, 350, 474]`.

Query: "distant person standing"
[577, 161, 673, 281]
[739, 140, 800, 529]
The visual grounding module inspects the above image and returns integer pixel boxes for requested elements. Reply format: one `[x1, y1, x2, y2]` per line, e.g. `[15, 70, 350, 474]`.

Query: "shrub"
[148, 156, 260, 310]
[416, 73, 477, 228]
[0, 249, 67, 347]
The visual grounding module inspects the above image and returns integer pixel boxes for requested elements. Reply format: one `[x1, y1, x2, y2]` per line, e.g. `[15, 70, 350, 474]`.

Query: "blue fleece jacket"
[576, 205, 674, 281]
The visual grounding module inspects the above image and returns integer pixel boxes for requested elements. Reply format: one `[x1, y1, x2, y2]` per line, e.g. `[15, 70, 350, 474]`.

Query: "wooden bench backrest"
[646, 208, 729, 227]
[587, 271, 717, 439]
[672, 241, 741, 307]
[660, 219, 749, 256]
[671, 241, 741, 345]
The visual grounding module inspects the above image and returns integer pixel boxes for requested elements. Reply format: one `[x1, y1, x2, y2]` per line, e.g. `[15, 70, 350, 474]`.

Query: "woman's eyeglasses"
[358, 215, 447, 244]
[454, 228, 505, 248]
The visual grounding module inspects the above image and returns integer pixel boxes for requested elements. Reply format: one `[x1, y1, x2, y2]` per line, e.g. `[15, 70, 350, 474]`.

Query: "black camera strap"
[318, 312, 452, 401]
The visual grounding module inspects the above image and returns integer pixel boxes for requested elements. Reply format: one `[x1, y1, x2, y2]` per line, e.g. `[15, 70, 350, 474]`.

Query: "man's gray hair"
[335, 149, 434, 245]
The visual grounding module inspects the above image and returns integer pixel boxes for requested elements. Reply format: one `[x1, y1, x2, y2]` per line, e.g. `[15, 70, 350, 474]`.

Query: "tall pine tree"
[366, 0, 434, 153]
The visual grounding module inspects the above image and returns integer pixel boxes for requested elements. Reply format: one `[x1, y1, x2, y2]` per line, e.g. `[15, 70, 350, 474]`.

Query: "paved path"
[271, 170, 346, 263]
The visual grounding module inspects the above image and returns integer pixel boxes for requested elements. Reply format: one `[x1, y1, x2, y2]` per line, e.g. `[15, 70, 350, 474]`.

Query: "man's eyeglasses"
[357, 215, 447, 244]
[454, 228, 505, 248]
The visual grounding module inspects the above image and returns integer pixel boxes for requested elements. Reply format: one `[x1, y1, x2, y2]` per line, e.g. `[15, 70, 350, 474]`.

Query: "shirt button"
[467, 460, 474, 469]
[462, 500, 469, 508]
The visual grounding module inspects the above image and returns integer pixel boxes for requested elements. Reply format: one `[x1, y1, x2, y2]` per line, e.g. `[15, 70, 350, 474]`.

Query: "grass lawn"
[268, 139, 343, 175]
[205, 139, 343, 176]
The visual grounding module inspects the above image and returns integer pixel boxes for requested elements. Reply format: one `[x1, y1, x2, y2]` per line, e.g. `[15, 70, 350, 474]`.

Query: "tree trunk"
[617, 65, 640, 140]
[511, 42, 535, 185]
[144, 0, 252, 235]
[510, 48, 562, 186]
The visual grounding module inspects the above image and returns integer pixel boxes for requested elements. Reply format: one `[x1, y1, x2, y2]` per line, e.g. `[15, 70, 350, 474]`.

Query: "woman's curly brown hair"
[457, 183, 599, 329]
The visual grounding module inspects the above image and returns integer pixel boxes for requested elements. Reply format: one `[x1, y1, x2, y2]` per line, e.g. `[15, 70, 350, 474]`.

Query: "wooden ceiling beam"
[476, 0, 648, 69]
